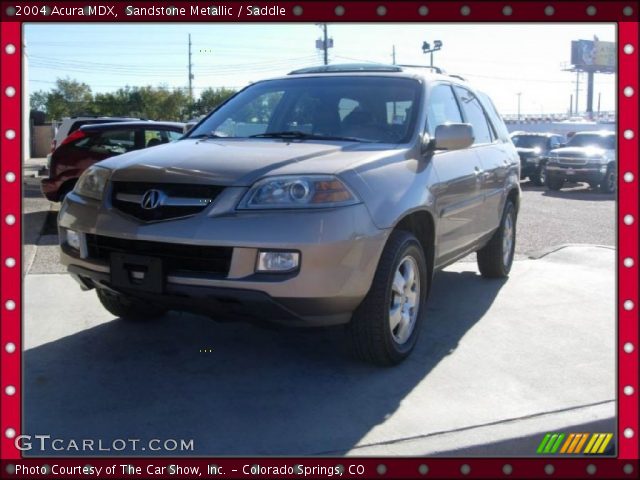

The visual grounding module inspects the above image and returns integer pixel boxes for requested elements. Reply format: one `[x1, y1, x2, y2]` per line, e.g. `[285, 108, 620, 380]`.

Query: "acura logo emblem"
[140, 189, 164, 210]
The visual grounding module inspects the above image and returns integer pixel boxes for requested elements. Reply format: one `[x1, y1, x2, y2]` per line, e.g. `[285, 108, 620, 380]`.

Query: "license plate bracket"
[110, 253, 164, 294]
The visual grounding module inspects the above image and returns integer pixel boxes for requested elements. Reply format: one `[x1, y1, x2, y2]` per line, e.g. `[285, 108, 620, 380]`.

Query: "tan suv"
[58, 64, 520, 365]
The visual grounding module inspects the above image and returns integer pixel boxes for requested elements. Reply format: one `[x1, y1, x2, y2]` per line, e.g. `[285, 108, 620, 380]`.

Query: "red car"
[41, 121, 185, 202]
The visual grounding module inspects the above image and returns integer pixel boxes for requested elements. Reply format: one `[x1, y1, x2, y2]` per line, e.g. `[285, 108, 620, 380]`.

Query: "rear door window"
[88, 129, 137, 155]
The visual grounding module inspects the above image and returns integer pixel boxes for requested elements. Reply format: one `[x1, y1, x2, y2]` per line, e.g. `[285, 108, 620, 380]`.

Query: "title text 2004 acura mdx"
[59, 65, 520, 365]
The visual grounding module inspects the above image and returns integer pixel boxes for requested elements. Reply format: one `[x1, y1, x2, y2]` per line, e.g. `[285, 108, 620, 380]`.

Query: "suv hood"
[101, 138, 384, 186]
[549, 146, 608, 157]
[516, 147, 543, 157]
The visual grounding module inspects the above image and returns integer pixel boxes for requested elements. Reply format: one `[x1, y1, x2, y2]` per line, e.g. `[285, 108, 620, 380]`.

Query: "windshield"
[511, 135, 547, 149]
[566, 133, 615, 149]
[188, 76, 422, 144]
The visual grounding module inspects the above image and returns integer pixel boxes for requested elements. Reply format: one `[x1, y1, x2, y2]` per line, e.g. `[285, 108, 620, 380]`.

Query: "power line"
[29, 79, 246, 90]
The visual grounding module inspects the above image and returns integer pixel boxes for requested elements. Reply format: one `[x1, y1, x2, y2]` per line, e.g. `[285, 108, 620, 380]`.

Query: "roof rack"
[289, 63, 402, 75]
[397, 64, 446, 74]
[448, 74, 466, 81]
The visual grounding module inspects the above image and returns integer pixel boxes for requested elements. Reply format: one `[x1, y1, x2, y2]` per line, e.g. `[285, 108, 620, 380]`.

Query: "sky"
[23, 23, 617, 116]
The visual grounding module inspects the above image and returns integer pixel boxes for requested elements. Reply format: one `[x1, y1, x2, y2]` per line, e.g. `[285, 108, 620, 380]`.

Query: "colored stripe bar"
[597, 434, 613, 454]
[550, 434, 565, 453]
[568, 434, 583, 453]
[537, 434, 552, 454]
[584, 434, 599, 454]
[574, 433, 589, 454]
[544, 434, 558, 454]
[589, 434, 606, 454]
[560, 434, 575, 453]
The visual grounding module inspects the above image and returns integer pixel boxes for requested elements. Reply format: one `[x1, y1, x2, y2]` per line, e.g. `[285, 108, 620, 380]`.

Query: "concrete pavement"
[23, 245, 615, 457]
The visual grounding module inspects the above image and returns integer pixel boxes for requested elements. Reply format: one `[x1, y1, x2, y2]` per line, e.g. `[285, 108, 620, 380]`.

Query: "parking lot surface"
[22, 164, 616, 456]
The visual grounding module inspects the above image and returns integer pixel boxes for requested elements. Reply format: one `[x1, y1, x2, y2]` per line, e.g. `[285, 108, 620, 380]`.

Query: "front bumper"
[58, 189, 389, 326]
[546, 165, 608, 184]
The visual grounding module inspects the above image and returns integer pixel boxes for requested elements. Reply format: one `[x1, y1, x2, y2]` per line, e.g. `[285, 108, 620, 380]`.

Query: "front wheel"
[96, 288, 167, 321]
[546, 176, 564, 191]
[599, 166, 616, 194]
[349, 230, 427, 366]
[531, 165, 547, 187]
[477, 201, 517, 278]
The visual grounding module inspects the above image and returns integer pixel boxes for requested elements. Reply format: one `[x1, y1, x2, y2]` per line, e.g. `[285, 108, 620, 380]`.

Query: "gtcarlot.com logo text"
[15, 435, 194, 452]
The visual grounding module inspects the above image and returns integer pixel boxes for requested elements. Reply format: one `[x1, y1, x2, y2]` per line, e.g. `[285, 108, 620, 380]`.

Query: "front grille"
[556, 157, 588, 166]
[86, 234, 232, 276]
[111, 181, 224, 222]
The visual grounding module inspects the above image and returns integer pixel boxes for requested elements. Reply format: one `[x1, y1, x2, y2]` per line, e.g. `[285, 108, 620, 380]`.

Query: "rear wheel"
[477, 201, 517, 278]
[349, 230, 427, 366]
[96, 288, 167, 321]
[599, 166, 616, 194]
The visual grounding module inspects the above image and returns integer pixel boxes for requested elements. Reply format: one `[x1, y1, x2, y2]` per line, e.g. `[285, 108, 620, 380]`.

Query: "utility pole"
[188, 34, 193, 100]
[574, 71, 580, 116]
[569, 94, 573, 116]
[516, 92, 522, 122]
[322, 24, 328, 65]
[392, 45, 396, 64]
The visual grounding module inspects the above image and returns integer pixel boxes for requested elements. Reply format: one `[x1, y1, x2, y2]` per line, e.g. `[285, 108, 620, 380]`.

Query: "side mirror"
[434, 123, 474, 151]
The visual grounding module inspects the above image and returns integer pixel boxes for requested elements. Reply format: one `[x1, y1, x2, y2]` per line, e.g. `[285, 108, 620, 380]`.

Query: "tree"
[28, 78, 237, 122]
[194, 87, 237, 116]
[45, 78, 93, 120]
[30, 90, 48, 112]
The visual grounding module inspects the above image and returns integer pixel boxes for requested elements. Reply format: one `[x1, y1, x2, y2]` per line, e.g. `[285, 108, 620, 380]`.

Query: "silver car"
[58, 64, 520, 365]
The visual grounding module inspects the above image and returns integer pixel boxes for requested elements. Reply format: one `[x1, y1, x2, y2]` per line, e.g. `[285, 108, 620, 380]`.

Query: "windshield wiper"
[249, 131, 372, 142]
[189, 133, 224, 139]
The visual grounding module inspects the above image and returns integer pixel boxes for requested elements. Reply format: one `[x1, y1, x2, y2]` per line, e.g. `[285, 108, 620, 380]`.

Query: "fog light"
[257, 251, 299, 272]
[66, 229, 81, 250]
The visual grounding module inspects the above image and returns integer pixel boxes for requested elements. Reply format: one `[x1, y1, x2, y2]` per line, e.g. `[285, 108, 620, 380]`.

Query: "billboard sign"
[571, 39, 616, 68]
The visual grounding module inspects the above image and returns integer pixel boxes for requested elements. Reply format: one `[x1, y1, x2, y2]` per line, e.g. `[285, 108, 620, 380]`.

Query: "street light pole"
[422, 40, 443, 68]
[516, 92, 522, 122]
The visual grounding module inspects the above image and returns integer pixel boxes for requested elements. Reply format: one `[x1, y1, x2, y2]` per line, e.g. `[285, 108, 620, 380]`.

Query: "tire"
[349, 230, 427, 366]
[96, 288, 167, 321]
[599, 166, 616, 194]
[531, 165, 547, 187]
[477, 201, 517, 278]
[546, 176, 564, 191]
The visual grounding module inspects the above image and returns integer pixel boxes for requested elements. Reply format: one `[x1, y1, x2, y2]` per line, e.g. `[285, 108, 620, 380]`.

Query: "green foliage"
[31, 78, 238, 122]
[192, 87, 237, 116]
[43, 78, 94, 120]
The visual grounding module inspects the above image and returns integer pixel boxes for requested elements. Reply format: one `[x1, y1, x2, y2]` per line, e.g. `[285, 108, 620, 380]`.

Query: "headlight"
[238, 175, 360, 209]
[73, 166, 111, 201]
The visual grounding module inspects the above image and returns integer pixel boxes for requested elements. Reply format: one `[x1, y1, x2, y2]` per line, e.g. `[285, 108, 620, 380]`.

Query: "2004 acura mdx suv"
[59, 64, 520, 365]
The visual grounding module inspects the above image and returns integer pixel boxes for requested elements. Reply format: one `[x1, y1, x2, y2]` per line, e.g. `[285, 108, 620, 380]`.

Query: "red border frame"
[1, 2, 638, 478]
